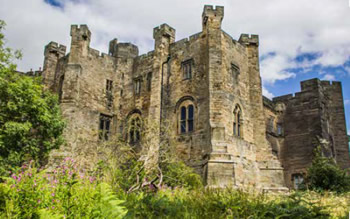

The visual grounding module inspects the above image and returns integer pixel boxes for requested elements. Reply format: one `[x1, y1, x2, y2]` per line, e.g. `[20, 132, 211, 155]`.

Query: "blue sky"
[1, 0, 350, 135]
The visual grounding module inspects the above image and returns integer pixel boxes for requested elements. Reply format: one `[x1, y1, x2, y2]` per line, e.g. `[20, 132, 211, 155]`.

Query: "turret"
[202, 5, 224, 31]
[114, 43, 139, 59]
[108, 38, 118, 57]
[153, 24, 175, 52]
[238, 34, 259, 46]
[69, 24, 91, 63]
[42, 41, 66, 90]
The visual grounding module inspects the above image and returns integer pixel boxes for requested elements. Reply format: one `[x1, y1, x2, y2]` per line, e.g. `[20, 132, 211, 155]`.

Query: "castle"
[41, 5, 350, 190]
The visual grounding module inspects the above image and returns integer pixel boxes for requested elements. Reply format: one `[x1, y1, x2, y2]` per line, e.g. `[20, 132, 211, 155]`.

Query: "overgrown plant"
[0, 20, 65, 176]
[305, 146, 350, 193]
[97, 119, 203, 194]
[0, 158, 127, 218]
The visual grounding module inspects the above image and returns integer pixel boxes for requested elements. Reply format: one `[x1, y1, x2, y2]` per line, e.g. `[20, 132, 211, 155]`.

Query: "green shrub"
[0, 158, 127, 218]
[0, 20, 65, 176]
[161, 160, 203, 190]
[123, 188, 331, 219]
[305, 147, 350, 193]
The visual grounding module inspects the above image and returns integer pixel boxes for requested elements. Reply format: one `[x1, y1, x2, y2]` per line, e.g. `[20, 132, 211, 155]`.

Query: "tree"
[0, 20, 65, 175]
[305, 146, 350, 193]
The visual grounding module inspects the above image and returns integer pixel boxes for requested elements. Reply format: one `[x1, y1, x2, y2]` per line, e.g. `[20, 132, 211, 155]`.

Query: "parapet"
[202, 5, 224, 18]
[238, 34, 259, 46]
[70, 24, 91, 42]
[115, 43, 139, 58]
[153, 23, 176, 42]
[109, 38, 118, 56]
[300, 78, 320, 92]
[263, 96, 275, 110]
[273, 94, 293, 103]
[44, 41, 66, 57]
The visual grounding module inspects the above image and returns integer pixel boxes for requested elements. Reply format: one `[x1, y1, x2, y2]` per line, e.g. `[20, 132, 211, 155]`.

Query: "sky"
[0, 0, 349, 135]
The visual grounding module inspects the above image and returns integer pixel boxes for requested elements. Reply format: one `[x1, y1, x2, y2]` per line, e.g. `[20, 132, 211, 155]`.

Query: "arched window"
[128, 115, 141, 144]
[179, 104, 194, 134]
[233, 105, 242, 137]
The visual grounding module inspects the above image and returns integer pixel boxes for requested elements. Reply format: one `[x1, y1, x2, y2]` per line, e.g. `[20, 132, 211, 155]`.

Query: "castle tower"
[202, 5, 239, 186]
[144, 24, 175, 168]
[69, 25, 91, 63]
[42, 42, 66, 90]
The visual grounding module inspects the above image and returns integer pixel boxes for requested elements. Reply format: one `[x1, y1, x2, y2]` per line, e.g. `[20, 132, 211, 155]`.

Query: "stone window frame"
[268, 116, 275, 133]
[127, 112, 142, 145]
[58, 74, 65, 102]
[231, 63, 240, 77]
[106, 79, 113, 108]
[134, 77, 142, 95]
[147, 72, 152, 92]
[176, 97, 197, 135]
[99, 114, 112, 141]
[277, 123, 283, 136]
[181, 59, 194, 80]
[233, 105, 243, 138]
[292, 173, 304, 190]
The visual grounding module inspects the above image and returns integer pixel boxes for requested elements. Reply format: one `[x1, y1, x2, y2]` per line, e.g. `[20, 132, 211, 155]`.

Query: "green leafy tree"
[0, 20, 65, 175]
[305, 146, 350, 193]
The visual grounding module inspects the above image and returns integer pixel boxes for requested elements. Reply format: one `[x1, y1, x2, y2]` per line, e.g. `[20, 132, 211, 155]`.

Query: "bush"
[305, 147, 350, 193]
[0, 20, 65, 176]
[123, 188, 331, 219]
[0, 158, 127, 218]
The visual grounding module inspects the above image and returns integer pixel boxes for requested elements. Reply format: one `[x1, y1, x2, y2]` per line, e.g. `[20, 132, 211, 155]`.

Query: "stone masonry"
[41, 5, 350, 189]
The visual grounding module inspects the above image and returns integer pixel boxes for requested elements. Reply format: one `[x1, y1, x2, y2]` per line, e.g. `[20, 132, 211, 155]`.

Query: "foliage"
[0, 158, 127, 218]
[0, 20, 65, 175]
[97, 120, 203, 194]
[305, 146, 350, 193]
[124, 188, 335, 219]
[160, 160, 203, 190]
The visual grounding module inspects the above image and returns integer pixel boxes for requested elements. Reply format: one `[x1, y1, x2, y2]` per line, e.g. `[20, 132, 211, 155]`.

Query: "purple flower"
[37, 199, 41, 204]
[51, 193, 55, 197]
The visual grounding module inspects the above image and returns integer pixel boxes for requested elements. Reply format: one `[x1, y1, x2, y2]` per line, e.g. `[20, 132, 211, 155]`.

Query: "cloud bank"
[1, 0, 350, 88]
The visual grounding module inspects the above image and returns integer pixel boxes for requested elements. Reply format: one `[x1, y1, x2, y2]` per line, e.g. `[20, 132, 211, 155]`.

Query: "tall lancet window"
[233, 105, 242, 137]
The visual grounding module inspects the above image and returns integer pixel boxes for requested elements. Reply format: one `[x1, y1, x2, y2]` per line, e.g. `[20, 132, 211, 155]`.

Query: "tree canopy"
[0, 20, 65, 175]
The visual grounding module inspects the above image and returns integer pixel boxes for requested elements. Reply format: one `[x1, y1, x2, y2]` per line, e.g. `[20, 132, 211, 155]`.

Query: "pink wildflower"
[51, 193, 55, 197]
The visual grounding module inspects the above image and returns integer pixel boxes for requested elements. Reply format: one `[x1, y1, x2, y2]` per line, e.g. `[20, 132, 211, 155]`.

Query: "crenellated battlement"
[202, 5, 224, 30]
[44, 41, 66, 56]
[137, 51, 154, 61]
[115, 43, 139, 58]
[109, 38, 118, 56]
[170, 32, 202, 51]
[70, 24, 91, 41]
[202, 5, 224, 18]
[238, 34, 259, 46]
[273, 78, 342, 104]
[153, 23, 176, 41]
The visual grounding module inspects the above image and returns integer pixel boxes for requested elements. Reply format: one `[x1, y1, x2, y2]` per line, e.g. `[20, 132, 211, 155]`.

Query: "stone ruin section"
[41, 5, 349, 190]
[264, 78, 350, 188]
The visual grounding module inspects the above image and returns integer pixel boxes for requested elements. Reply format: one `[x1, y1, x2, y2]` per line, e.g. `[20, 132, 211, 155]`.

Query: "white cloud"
[321, 74, 336, 81]
[262, 87, 274, 99]
[260, 53, 296, 84]
[345, 100, 350, 105]
[1, 0, 350, 85]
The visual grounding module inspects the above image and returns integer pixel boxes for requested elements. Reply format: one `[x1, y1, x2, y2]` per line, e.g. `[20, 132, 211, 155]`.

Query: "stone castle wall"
[266, 79, 350, 188]
[41, 5, 349, 189]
